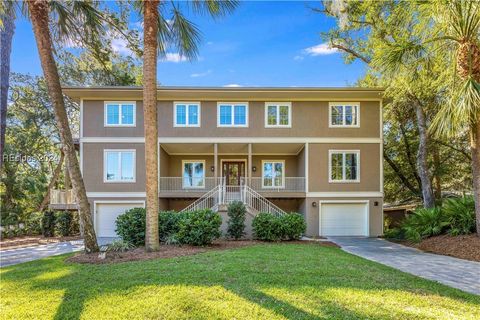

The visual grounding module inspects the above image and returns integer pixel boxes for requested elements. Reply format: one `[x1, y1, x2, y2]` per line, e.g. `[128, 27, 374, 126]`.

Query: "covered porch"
[159, 142, 306, 197]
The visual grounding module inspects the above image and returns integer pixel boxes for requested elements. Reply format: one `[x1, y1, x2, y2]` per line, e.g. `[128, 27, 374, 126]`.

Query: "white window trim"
[265, 102, 292, 128]
[103, 149, 136, 183]
[328, 102, 360, 128]
[261, 160, 286, 188]
[104, 101, 136, 127]
[217, 102, 249, 128]
[328, 150, 360, 183]
[173, 102, 201, 127]
[182, 160, 206, 189]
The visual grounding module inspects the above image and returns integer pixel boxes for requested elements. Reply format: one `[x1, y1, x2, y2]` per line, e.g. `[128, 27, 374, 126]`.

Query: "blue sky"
[11, 1, 365, 87]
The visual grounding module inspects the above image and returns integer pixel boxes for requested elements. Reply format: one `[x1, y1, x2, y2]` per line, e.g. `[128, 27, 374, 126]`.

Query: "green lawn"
[1, 243, 479, 320]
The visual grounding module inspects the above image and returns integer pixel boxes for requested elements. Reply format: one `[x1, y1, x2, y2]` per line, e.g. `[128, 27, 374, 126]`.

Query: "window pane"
[106, 152, 119, 181]
[121, 104, 134, 124]
[188, 105, 199, 125]
[263, 162, 273, 186]
[345, 153, 358, 180]
[183, 163, 193, 187]
[274, 162, 283, 186]
[345, 105, 353, 125]
[106, 104, 119, 124]
[193, 162, 204, 186]
[352, 105, 358, 125]
[121, 152, 134, 181]
[176, 105, 187, 125]
[279, 106, 289, 125]
[331, 105, 343, 125]
[331, 153, 343, 180]
[219, 105, 232, 125]
[267, 105, 277, 125]
[234, 105, 246, 125]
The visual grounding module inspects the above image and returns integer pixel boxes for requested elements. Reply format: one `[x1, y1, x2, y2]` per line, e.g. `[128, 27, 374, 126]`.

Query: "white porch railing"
[249, 177, 305, 192]
[159, 177, 222, 193]
[50, 189, 76, 204]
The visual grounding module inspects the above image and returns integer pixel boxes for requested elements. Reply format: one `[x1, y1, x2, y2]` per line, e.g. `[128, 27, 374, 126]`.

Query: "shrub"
[26, 212, 43, 235]
[442, 196, 476, 236]
[41, 211, 56, 237]
[55, 211, 72, 237]
[252, 213, 283, 241]
[115, 207, 146, 246]
[401, 207, 448, 242]
[159, 211, 184, 241]
[383, 227, 405, 239]
[176, 209, 221, 246]
[227, 201, 246, 239]
[107, 239, 134, 252]
[280, 213, 306, 240]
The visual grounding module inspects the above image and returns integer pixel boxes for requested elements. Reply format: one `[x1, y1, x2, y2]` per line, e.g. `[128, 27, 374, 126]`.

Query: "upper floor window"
[174, 102, 200, 127]
[329, 102, 359, 127]
[182, 160, 205, 188]
[262, 160, 285, 188]
[329, 150, 360, 183]
[105, 102, 136, 127]
[265, 103, 291, 128]
[104, 150, 135, 182]
[217, 103, 248, 127]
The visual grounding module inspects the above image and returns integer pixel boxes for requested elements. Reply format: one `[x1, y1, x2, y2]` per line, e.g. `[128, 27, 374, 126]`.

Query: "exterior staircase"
[180, 178, 287, 217]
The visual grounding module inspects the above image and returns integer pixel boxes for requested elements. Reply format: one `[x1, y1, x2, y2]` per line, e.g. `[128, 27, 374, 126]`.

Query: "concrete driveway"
[329, 237, 480, 295]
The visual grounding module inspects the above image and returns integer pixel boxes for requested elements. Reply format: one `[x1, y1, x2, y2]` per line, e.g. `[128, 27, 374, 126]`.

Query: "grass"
[1, 243, 479, 320]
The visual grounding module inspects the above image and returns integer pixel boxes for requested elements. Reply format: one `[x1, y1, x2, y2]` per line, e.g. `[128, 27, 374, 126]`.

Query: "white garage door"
[320, 202, 368, 236]
[95, 202, 144, 237]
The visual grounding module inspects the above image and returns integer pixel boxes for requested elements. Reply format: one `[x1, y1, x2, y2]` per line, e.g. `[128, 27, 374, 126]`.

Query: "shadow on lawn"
[1, 243, 479, 320]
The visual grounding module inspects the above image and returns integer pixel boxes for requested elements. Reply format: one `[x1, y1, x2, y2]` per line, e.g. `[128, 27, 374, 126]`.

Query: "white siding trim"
[88, 192, 146, 198]
[307, 192, 382, 197]
[80, 137, 383, 144]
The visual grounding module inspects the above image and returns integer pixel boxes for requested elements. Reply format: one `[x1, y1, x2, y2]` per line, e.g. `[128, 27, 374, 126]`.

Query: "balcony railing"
[50, 189, 76, 204]
[159, 177, 305, 193]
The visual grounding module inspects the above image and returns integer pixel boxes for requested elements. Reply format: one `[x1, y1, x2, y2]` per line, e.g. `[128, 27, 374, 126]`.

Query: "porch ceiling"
[160, 143, 304, 155]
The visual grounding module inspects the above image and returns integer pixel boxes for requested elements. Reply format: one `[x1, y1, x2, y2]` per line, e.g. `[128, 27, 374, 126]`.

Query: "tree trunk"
[432, 147, 442, 200]
[0, 13, 15, 168]
[28, 0, 98, 252]
[414, 103, 435, 208]
[38, 151, 65, 212]
[470, 122, 480, 237]
[143, 0, 160, 251]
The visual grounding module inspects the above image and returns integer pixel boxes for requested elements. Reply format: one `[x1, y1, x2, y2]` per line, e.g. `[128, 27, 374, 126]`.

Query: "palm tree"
[138, 0, 238, 251]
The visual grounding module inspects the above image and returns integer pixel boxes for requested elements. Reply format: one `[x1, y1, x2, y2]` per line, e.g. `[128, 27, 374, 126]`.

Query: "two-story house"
[63, 86, 384, 238]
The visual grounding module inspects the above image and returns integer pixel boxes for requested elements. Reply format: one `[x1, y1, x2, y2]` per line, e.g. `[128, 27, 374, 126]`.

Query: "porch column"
[305, 142, 309, 192]
[214, 143, 218, 182]
[248, 143, 252, 184]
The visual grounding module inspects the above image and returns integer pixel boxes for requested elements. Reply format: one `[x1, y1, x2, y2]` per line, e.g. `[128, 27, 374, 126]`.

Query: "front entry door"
[222, 161, 245, 185]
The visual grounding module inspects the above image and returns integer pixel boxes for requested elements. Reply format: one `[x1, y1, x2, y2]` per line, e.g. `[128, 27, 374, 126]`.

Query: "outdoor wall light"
[312, 202, 317, 207]
[374, 201, 379, 206]
[252, 166, 257, 172]
[210, 166, 215, 172]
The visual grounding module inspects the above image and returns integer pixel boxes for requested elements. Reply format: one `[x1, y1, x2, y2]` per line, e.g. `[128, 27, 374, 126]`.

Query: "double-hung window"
[329, 151, 360, 183]
[262, 160, 285, 188]
[265, 103, 291, 127]
[329, 102, 359, 127]
[174, 103, 200, 127]
[217, 103, 248, 127]
[183, 160, 205, 188]
[105, 102, 135, 126]
[104, 150, 136, 182]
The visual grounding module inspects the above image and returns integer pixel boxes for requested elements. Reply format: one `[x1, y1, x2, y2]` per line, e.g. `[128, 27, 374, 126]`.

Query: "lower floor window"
[183, 161, 205, 188]
[104, 150, 135, 182]
[330, 151, 359, 182]
[262, 161, 284, 187]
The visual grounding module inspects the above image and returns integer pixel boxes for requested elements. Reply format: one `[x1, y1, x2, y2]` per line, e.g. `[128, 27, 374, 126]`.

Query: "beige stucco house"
[61, 86, 384, 238]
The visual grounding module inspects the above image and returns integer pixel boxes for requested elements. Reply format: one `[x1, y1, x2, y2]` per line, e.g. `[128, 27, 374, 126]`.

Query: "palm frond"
[168, 6, 201, 60]
[190, 0, 239, 18]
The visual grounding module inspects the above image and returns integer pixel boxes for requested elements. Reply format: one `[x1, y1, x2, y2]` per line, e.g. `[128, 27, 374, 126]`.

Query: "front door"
[222, 161, 245, 185]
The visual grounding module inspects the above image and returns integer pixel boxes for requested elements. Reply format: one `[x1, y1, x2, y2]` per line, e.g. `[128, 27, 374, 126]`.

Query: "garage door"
[320, 202, 368, 236]
[95, 202, 144, 237]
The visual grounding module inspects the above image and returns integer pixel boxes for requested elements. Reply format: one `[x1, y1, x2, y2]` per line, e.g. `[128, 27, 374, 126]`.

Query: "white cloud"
[223, 84, 242, 87]
[161, 53, 188, 63]
[303, 43, 338, 56]
[190, 70, 212, 78]
[111, 38, 133, 56]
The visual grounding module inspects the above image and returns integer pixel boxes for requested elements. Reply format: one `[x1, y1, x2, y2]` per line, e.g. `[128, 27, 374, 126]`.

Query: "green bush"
[26, 212, 43, 235]
[252, 213, 283, 241]
[115, 207, 146, 246]
[107, 239, 134, 252]
[158, 211, 184, 241]
[442, 196, 476, 235]
[227, 201, 246, 239]
[401, 207, 448, 242]
[41, 211, 56, 237]
[176, 209, 221, 246]
[55, 211, 72, 237]
[280, 213, 306, 240]
[383, 227, 405, 239]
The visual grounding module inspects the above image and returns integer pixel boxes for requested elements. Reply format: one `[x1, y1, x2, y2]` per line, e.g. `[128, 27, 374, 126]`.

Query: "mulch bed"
[67, 239, 338, 264]
[0, 235, 82, 250]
